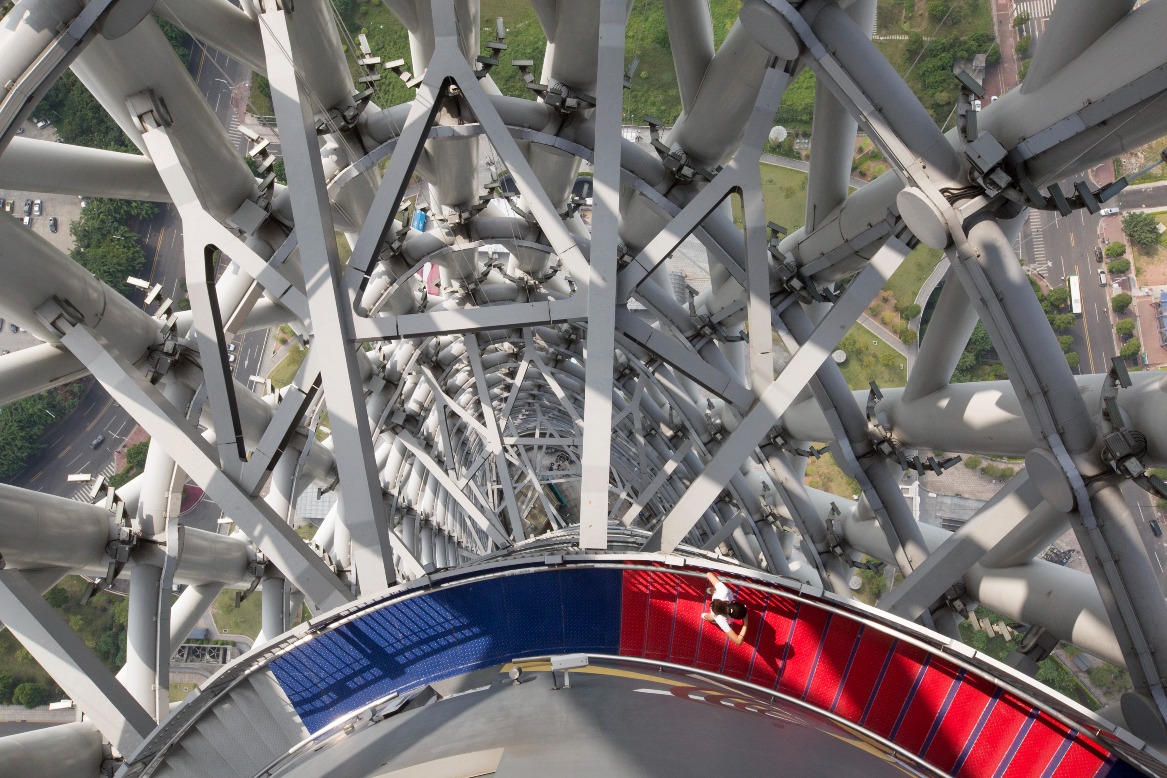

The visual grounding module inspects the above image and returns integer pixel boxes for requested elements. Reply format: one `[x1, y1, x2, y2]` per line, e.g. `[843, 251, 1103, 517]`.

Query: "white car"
[1099, 269, 1107, 286]
[1100, 207, 1120, 216]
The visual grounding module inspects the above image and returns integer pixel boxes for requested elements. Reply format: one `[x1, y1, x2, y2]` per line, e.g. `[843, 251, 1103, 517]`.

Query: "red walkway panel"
[614, 566, 1146, 778]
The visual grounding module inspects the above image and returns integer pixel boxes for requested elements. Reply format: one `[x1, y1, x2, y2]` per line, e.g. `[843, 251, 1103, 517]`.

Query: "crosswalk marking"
[1031, 208, 1050, 272]
[1014, 0, 1057, 41]
[70, 461, 118, 502]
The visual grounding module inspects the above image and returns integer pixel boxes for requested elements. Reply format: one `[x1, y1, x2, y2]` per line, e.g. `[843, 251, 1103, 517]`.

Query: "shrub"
[1111, 293, 1133, 313]
[1115, 319, 1136, 337]
[981, 464, 1016, 480]
[12, 682, 50, 709]
[963, 455, 983, 470]
[1107, 259, 1131, 274]
[1105, 241, 1127, 258]
[900, 303, 922, 321]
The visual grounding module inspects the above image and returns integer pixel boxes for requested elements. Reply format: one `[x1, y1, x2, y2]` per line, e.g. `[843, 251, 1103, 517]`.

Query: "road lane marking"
[147, 226, 167, 283]
[1081, 291, 1097, 371]
[1156, 551, 1164, 573]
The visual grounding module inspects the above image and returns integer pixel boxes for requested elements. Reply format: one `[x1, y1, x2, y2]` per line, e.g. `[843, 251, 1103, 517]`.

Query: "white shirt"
[710, 582, 736, 634]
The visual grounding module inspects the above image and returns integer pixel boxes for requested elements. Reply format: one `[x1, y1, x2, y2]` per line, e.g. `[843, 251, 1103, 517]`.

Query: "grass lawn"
[731, 163, 809, 234]
[838, 324, 908, 390]
[170, 682, 196, 703]
[804, 451, 861, 498]
[885, 243, 944, 309]
[268, 343, 306, 389]
[212, 587, 263, 639]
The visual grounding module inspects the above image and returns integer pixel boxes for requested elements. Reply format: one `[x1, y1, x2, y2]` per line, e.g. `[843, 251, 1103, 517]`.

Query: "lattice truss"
[1, 0, 1167, 761]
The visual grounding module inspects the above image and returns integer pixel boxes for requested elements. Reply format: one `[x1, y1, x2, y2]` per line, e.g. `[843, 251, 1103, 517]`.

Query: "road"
[1022, 199, 1118, 375]
[6, 39, 257, 500]
[1118, 180, 1167, 212]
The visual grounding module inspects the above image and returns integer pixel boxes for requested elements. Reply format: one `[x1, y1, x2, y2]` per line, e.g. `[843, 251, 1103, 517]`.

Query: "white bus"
[1068, 275, 1082, 315]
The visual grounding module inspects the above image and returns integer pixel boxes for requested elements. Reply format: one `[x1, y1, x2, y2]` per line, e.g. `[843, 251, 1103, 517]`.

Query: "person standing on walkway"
[702, 571, 749, 646]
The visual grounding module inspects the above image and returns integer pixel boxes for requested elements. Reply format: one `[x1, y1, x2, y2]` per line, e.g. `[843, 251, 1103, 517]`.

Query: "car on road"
[49, 217, 57, 233]
[1099, 269, 1107, 286]
[91, 435, 105, 449]
[1100, 207, 1120, 217]
[1094, 246, 1103, 262]
[1152, 519, 1163, 538]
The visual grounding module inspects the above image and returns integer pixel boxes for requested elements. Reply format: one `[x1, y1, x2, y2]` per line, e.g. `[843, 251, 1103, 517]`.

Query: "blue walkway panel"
[271, 567, 622, 732]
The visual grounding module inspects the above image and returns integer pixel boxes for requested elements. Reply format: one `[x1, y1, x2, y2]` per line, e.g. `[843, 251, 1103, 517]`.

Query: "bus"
[1068, 275, 1082, 315]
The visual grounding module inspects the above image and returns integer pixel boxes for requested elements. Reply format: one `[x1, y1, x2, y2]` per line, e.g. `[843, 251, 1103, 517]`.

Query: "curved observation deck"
[121, 552, 1159, 777]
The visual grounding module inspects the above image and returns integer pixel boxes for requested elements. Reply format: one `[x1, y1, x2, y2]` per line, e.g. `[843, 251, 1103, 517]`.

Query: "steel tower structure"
[1, 0, 1167, 775]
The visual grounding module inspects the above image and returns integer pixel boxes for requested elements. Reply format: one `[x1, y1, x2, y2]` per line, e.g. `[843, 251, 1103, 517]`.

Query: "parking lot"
[0, 119, 86, 354]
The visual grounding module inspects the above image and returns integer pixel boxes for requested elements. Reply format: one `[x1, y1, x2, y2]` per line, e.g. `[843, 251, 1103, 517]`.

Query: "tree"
[1105, 241, 1127, 258]
[1122, 211, 1162, 251]
[905, 32, 926, 60]
[1012, 11, 1031, 27]
[1015, 35, 1033, 56]
[1115, 319, 1137, 337]
[0, 673, 15, 705]
[1057, 335, 1074, 352]
[1065, 352, 1080, 369]
[1107, 259, 1131, 274]
[900, 303, 922, 321]
[1049, 313, 1076, 332]
[12, 682, 50, 709]
[125, 440, 150, 471]
[1111, 293, 1133, 313]
[1120, 338, 1142, 361]
[1045, 287, 1069, 309]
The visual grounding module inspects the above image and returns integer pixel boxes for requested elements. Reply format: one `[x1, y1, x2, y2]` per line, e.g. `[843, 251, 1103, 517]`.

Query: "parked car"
[21, 216, 31, 228]
[32, 200, 42, 216]
[1099, 269, 1107, 286]
[23, 199, 31, 216]
[1100, 207, 1120, 217]
[1152, 519, 1163, 538]
[49, 217, 57, 233]
[35, 119, 49, 129]
[1094, 246, 1103, 262]
[9, 323, 17, 333]
[91, 435, 105, 449]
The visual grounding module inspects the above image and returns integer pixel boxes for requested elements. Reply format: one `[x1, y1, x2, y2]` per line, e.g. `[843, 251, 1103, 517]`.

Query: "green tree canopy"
[1105, 241, 1127, 258]
[1065, 352, 1080, 369]
[1115, 319, 1136, 337]
[1107, 259, 1131, 274]
[1049, 313, 1076, 331]
[1120, 338, 1141, 360]
[1122, 212, 1162, 251]
[1057, 334, 1074, 352]
[1111, 293, 1133, 313]
[1045, 287, 1069, 308]
[12, 682, 51, 709]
